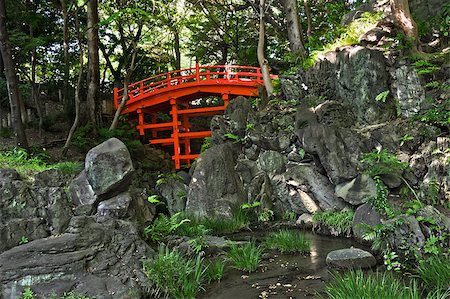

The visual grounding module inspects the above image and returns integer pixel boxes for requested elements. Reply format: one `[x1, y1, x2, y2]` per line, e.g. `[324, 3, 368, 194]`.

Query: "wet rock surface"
[326, 248, 377, 269]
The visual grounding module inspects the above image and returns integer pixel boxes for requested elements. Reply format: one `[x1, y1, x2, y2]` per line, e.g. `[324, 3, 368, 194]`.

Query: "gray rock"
[380, 173, 402, 189]
[257, 150, 287, 174]
[336, 174, 377, 206]
[69, 170, 97, 206]
[352, 203, 382, 242]
[0, 218, 49, 253]
[386, 216, 425, 257]
[85, 138, 134, 198]
[186, 143, 246, 218]
[296, 213, 314, 228]
[390, 65, 425, 118]
[33, 169, 75, 188]
[0, 216, 154, 299]
[315, 100, 355, 127]
[0, 169, 20, 183]
[326, 248, 376, 269]
[96, 192, 132, 219]
[156, 177, 188, 215]
[284, 165, 347, 211]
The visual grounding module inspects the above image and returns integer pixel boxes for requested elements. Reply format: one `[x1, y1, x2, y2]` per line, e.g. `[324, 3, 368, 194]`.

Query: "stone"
[336, 174, 377, 206]
[257, 150, 287, 174]
[314, 100, 355, 127]
[69, 170, 97, 206]
[96, 192, 132, 219]
[301, 124, 371, 184]
[156, 177, 188, 215]
[326, 248, 376, 269]
[186, 143, 246, 218]
[284, 165, 347, 211]
[352, 203, 382, 242]
[0, 169, 19, 183]
[386, 216, 425, 256]
[296, 213, 314, 228]
[380, 173, 402, 189]
[33, 169, 75, 188]
[390, 65, 425, 118]
[0, 218, 49, 253]
[85, 138, 134, 198]
[0, 216, 154, 299]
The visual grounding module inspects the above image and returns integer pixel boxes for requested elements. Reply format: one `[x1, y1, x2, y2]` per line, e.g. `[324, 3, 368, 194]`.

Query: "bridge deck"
[114, 64, 275, 169]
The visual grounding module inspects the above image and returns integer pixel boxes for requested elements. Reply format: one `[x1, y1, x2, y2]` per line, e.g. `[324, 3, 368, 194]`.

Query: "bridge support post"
[170, 99, 181, 169]
[151, 113, 157, 138]
[182, 115, 191, 167]
[222, 93, 230, 108]
[137, 108, 144, 136]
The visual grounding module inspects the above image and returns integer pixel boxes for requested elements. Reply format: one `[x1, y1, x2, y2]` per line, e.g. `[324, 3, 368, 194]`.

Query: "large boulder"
[326, 248, 377, 269]
[336, 174, 377, 206]
[155, 176, 188, 215]
[352, 203, 382, 242]
[69, 171, 97, 206]
[85, 138, 134, 198]
[186, 143, 246, 218]
[0, 216, 154, 299]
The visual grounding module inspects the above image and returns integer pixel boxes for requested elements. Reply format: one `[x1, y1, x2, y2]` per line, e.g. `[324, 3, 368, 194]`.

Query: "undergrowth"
[312, 208, 354, 235]
[264, 229, 310, 254]
[227, 241, 263, 273]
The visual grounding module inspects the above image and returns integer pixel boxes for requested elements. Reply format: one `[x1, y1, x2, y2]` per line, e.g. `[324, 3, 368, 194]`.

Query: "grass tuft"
[227, 241, 263, 273]
[324, 270, 420, 299]
[205, 258, 226, 283]
[264, 229, 310, 254]
[418, 254, 450, 293]
[312, 208, 354, 235]
[143, 245, 206, 299]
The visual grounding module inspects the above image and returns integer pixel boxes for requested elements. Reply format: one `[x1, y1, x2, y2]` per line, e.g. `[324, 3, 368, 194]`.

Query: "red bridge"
[114, 64, 275, 169]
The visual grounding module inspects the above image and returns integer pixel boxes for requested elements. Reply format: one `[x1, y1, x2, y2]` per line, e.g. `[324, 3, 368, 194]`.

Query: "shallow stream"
[200, 231, 369, 299]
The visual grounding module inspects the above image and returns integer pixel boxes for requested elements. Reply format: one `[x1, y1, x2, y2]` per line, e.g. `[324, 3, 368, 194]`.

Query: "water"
[200, 231, 366, 299]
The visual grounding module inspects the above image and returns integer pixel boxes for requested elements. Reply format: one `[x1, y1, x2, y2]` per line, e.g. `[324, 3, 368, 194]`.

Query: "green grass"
[0, 148, 82, 177]
[205, 258, 226, 283]
[418, 254, 450, 293]
[227, 241, 263, 273]
[143, 245, 206, 299]
[312, 208, 354, 235]
[22, 288, 93, 299]
[324, 270, 420, 299]
[264, 229, 310, 254]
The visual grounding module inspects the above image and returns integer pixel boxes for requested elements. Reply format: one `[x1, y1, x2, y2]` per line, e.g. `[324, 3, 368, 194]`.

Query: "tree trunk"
[281, 0, 307, 56]
[390, 0, 419, 52]
[0, 0, 28, 148]
[63, 8, 83, 156]
[174, 30, 181, 70]
[87, 0, 100, 133]
[30, 26, 43, 137]
[61, 0, 70, 113]
[257, 0, 274, 97]
[304, 0, 312, 37]
[109, 43, 137, 131]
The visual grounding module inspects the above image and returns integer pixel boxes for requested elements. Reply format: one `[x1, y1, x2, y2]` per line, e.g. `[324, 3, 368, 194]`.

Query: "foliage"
[19, 236, 29, 245]
[361, 149, 409, 178]
[22, 288, 93, 299]
[143, 245, 206, 299]
[223, 133, 241, 143]
[188, 235, 209, 254]
[418, 254, 450, 293]
[205, 258, 225, 283]
[51, 162, 83, 174]
[200, 137, 211, 153]
[323, 270, 420, 299]
[375, 90, 390, 103]
[312, 208, 354, 235]
[143, 213, 190, 242]
[226, 241, 263, 273]
[412, 60, 439, 75]
[264, 229, 310, 254]
[155, 173, 183, 186]
[257, 208, 274, 223]
[415, 103, 450, 128]
[178, 210, 249, 236]
[399, 134, 414, 146]
[362, 221, 400, 254]
[147, 195, 162, 204]
[368, 177, 396, 217]
[383, 251, 402, 272]
[282, 211, 297, 222]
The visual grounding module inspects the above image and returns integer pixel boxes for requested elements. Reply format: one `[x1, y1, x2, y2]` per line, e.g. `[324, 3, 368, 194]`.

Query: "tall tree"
[0, 0, 28, 148]
[390, 0, 419, 52]
[281, 0, 307, 57]
[257, 0, 274, 97]
[87, 0, 100, 132]
[60, 0, 70, 112]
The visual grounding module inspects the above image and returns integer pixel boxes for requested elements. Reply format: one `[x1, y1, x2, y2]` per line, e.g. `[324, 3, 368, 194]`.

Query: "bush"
[264, 229, 310, 254]
[143, 245, 206, 299]
[324, 270, 420, 299]
[227, 241, 263, 272]
[143, 213, 190, 242]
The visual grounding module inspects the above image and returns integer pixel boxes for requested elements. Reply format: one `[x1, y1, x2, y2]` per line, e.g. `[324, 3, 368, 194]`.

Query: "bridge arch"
[114, 64, 275, 169]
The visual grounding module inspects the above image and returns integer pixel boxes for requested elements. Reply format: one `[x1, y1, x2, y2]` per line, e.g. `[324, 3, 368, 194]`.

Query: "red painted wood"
[114, 64, 277, 169]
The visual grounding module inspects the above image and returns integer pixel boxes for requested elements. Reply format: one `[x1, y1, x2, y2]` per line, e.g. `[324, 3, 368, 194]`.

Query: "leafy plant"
[188, 236, 209, 254]
[264, 229, 310, 254]
[155, 173, 183, 186]
[399, 134, 414, 146]
[19, 236, 29, 245]
[22, 287, 35, 299]
[200, 137, 211, 153]
[312, 208, 354, 236]
[298, 148, 306, 160]
[413, 60, 439, 75]
[282, 211, 297, 222]
[418, 254, 450, 293]
[257, 208, 274, 223]
[223, 133, 241, 143]
[240, 201, 261, 210]
[362, 221, 400, 254]
[143, 213, 190, 242]
[384, 251, 402, 272]
[425, 81, 442, 89]
[227, 241, 263, 272]
[361, 149, 409, 178]
[324, 270, 420, 299]
[375, 90, 390, 103]
[143, 245, 207, 299]
[147, 195, 162, 204]
[205, 259, 226, 283]
[368, 177, 396, 217]
[51, 162, 83, 174]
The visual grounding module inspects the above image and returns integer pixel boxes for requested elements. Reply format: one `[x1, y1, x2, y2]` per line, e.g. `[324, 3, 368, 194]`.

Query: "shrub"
[324, 270, 420, 299]
[264, 229, 310, 254]
[361, 149, 409, 178]
[418, 254, 450, 293]
[312, 208, 354, 235]
[227, 241, 263, 272]
[143, 245, 206, 299]
[143, 213, 190, 242]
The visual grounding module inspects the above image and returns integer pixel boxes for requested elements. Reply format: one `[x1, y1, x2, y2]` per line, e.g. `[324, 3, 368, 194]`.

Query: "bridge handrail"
[113, 64, 274, 108]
